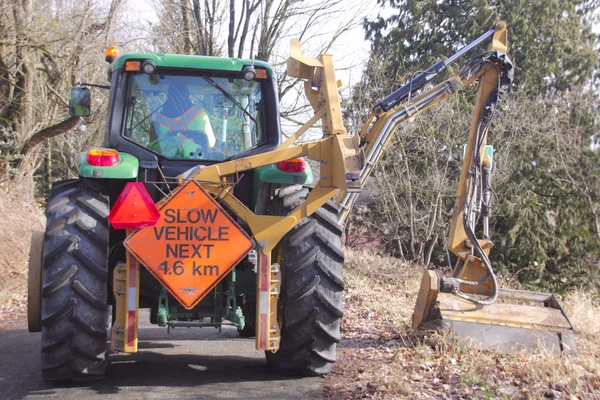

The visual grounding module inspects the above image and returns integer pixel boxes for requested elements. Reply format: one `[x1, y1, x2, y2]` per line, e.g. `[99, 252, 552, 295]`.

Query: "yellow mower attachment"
[413, 271, 576, 355]
[410, 21, 576, 356]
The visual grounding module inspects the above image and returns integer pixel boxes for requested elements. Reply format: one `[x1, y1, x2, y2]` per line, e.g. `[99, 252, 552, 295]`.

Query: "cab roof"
[112, 53, 274, 77]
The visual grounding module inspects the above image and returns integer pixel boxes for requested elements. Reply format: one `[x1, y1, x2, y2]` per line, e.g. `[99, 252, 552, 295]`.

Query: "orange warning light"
[106, 46, 119, 63]
[255, 68, 268, 79]
[124, 180, 254, 309]
[125, 61, 141, 71]
[86, 148, 119, 167]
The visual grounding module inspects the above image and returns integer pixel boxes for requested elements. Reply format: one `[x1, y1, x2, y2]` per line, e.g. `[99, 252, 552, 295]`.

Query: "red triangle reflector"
[108, 182, 160, 229]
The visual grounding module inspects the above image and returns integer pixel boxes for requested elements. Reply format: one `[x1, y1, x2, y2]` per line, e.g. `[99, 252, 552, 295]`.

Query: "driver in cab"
[152, 85, 216, 159]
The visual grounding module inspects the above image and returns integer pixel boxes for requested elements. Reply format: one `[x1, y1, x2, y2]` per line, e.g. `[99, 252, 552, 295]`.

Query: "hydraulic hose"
[446, 68, 504, 306]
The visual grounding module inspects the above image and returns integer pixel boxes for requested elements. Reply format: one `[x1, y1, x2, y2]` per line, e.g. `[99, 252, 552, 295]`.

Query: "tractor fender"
[252, 163, 313, 209]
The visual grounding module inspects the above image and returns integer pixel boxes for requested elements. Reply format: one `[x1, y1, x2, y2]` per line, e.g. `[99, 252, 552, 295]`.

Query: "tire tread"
[41, 179, 109, 382]
[265, 185, 344, 375]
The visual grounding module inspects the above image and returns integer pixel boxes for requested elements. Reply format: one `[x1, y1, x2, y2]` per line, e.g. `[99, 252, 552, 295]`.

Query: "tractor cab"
[69, 49, 285, 178]
[105, 53, 282, 168]
[123, 70, 263, 161]
[68, 49, 309, 209]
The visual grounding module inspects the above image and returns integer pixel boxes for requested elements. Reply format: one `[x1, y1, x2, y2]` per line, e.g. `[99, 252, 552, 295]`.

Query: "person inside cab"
[152, 84, 217, 159]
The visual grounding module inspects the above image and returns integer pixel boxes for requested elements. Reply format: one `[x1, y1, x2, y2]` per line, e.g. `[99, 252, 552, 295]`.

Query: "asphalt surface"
[0, 310, 322, 400]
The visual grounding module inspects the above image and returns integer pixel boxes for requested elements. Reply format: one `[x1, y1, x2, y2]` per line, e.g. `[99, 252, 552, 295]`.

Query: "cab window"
[124, 73, 263, 161]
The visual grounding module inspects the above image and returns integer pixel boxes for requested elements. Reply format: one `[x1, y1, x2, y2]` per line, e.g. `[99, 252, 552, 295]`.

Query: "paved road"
[0, 310, 322, 400]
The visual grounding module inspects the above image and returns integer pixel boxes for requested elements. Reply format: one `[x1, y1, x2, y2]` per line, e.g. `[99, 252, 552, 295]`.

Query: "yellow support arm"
[447, 21, 508, 297]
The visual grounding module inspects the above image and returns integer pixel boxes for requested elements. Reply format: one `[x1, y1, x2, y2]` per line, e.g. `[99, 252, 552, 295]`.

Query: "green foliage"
[351, 87, 600, 291]
[490, 90, 600, 291]
[346, 0, 600, 290]
[0, 127, 23, 180]
[364, 0, 600, 94]
[355, 95, 471, 263]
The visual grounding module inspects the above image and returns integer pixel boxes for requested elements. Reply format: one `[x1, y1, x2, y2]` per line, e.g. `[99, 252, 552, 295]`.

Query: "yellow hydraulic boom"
[289, 19, 575, 354]
[334, 20, 575, 354]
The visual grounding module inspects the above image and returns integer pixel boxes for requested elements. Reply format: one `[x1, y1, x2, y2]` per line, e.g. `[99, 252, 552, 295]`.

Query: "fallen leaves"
[0, 187, 44, 329]
[323, 248, 600, 399]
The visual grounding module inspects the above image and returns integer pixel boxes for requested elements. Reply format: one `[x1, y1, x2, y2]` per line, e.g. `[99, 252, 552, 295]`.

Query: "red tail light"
[275, 158, 306, 173]
[87, 148, 119, 167]
[108, 182, 160, 229]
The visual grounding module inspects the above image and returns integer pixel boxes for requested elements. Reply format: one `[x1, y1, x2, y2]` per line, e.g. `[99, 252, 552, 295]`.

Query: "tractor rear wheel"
[265, 185, 344, 375]
[41, 179, 110, 382]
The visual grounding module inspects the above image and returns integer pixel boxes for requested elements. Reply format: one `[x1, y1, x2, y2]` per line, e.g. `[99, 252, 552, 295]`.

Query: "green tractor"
[28, 21, 564, 384]
[27, 45, 347, 381]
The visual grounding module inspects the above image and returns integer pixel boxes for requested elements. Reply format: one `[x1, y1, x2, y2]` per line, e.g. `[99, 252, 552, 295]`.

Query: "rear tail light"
[108, 182, 160, 229]
[87, 148, 119, 167]
[275, 158, 306, 173]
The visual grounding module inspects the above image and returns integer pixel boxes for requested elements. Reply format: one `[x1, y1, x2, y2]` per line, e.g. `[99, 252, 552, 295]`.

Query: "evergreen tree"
[364, 0, 599, 94]
[347, 0, 600, 290]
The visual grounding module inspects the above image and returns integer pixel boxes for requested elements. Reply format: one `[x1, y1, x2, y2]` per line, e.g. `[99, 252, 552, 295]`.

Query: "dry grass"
[324, 248, 600, 399]
[0, 185, 45, 326]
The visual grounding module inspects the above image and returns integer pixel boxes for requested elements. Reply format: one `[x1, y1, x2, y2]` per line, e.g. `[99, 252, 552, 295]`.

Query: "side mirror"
[69, 87, 91, 117]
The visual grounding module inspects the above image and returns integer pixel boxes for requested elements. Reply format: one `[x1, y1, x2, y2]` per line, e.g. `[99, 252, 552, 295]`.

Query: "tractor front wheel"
[266, 185, 344, 375]
[41, 179, 110, 382]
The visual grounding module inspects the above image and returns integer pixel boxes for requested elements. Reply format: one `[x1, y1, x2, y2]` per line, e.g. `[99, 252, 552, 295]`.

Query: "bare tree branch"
[19, 116, 81, 157]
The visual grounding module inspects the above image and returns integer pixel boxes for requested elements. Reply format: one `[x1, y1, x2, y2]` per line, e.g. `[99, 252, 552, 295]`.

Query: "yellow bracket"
[255, 248, 282, 351]
[111, 239, 140, 353]
[118, 23, 514, 353]
[202, 182, 336, 350]
[288, 38, 346, 136]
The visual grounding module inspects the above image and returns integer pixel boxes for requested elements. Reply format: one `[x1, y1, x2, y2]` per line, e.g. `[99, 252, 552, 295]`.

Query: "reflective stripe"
[259, 314, 268, 349]
[128, 289, 136, 311]
[156, 107, 206, 134]
[260, 256, 269, 291]
[127, 311, 136, 347]
[154, 106, 216, 149]
[168, 107, 205, 132]
[259, 255, 269, 349]
[127, 257, 137, 348]
[154, 115, 176, 129]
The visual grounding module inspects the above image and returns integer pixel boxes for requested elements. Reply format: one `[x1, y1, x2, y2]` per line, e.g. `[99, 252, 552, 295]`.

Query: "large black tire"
[265, 185, 344, 375]
[41, 179, 110, 382]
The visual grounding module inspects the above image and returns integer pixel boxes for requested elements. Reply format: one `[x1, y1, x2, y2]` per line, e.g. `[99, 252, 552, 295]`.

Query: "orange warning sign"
[124, 180, 254, 309]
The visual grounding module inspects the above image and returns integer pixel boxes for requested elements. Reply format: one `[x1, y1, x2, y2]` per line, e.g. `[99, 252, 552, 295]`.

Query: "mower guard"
[413, 271, 577, 356]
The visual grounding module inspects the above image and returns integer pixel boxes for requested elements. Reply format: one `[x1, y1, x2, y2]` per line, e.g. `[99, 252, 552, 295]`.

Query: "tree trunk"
[237, 0, 259, 59]
[207, 0, 216, 56]
[227, 0, 235, 57]
[104, 0, 123, 45]
[396, 237, 405, 259]
[6, 0, 34, 139]
[46, 141, 52, 192]
[400, 144, 417, 260]
[583, 187, 600, 245]
[424, 234, 438, 266]
[181, 0, 193, 54]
